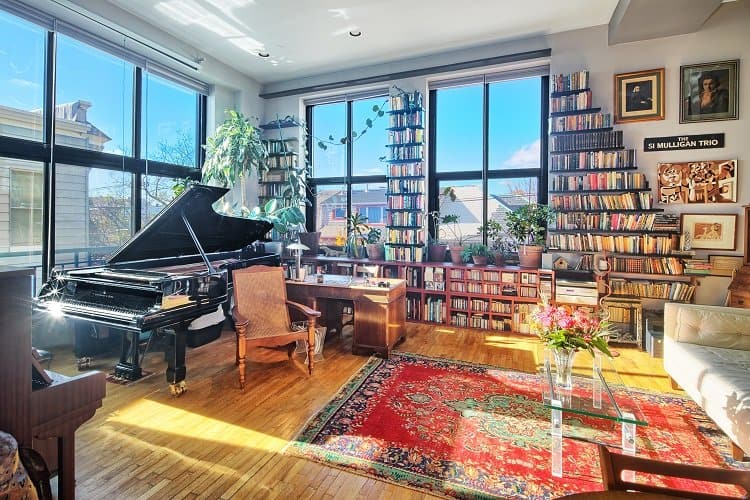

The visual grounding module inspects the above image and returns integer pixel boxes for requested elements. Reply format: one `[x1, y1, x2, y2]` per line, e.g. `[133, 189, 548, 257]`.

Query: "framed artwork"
[681, 213, 737, 250]
[680, 59, 739, 123]
[708, 255, 744, 277]
[614, 68, 665, 123]
[656, 159, 737, 204]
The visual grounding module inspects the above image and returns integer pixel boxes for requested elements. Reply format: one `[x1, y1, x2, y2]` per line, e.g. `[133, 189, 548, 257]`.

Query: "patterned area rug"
[284, 352, 747, 499]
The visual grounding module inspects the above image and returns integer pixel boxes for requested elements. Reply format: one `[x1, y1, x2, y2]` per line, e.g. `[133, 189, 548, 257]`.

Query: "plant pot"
[448, 245, 464, 265]
[492, 252, 504, 266]
[517, 245, 543, 268]
[428, 244, 448, 262]
[472, 255, 488, 266]
[299, 232, 321, 256]
[366, 244, 384, 261]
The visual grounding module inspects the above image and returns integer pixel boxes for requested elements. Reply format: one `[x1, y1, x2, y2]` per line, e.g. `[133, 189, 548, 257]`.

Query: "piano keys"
[34, 185, 277, 395]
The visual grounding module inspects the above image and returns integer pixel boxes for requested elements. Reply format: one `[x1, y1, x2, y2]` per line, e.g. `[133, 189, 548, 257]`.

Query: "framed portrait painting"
[614, 68, 665, 123]
[681, 213, 737, 250]
[680, 59, 739, 123]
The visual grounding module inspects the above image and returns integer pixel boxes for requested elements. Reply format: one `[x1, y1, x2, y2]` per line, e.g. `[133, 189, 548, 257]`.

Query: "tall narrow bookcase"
[258, 119, 299, 210]
[547, 71, 696, 345]
[385, 90, 425, 262]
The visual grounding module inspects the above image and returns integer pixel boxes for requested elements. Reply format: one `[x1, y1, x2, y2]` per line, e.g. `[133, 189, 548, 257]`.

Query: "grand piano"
[34, 184, 277, 395]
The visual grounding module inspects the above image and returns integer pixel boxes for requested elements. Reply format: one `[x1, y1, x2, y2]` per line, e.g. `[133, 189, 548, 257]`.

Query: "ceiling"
[102, 0, 620, 84]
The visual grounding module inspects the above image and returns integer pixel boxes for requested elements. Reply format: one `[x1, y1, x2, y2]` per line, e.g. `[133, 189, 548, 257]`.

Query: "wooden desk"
[286, 276, 406, 357]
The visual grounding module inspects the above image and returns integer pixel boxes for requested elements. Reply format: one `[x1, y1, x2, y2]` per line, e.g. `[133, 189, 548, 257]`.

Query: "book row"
[259, 171, 287, 183]
[388, 144, 422, 160]
[550, 171, 647, 191]
[385, 245, 423, 262]
[550, 90, 592, 113]
[265, 155, 297, 170]
[550, 192, 653, 211]
[263, 138, 296, 154]
[387, 179, 424, 194]
[550, 130, 623, 152]
[451, 313, 490, 329]
[406, 295, 421, 320]
[388, 163, 424, 177]
[449, 269, 538, 284]
[551, 71, 590, 93]
[390, 91, 422, 111]
[550, 112, 611, 133]
[387, 229, 424, 245]
[424, 296, 447, 323]
[258, 184, 286, 198]
[548, 234, 677, 254]
[388, 195, 424, 209]
[389, 128, 424, 144]
[553, 213, 672, 232]
[609, 256, 685, 275]
[386, 211, 424, 226]
[550, 150, 636, 170]
[609, 280, 696, 302]
[389, 112, 423, 128]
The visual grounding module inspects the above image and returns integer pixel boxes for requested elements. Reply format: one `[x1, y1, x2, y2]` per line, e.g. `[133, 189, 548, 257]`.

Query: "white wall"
[260, 1, 750, 306]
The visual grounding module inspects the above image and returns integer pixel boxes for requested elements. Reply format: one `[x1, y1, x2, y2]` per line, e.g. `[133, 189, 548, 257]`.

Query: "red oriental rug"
[284, 352, 748, 499]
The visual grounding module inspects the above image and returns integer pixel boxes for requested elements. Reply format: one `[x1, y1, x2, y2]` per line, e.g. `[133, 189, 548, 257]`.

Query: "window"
[0, 11, 46, 142]
[142, 73, 199, 168]
[55, 35, 134, 155]
[142, 175, 180, 225]
[9, 165, 43, 247]
[308, 94, 389, 243]
[430, 75, 547, 244]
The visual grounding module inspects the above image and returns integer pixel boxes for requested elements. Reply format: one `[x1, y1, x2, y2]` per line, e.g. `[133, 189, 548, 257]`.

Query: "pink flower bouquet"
[531, 305, 613, 357]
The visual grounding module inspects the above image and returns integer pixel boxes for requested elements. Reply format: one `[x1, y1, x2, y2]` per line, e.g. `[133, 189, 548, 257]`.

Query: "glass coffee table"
[539, 347, 648, 477]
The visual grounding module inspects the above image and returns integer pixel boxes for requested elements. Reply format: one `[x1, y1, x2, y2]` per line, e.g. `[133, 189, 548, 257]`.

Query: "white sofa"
[663, 302, 750, 459]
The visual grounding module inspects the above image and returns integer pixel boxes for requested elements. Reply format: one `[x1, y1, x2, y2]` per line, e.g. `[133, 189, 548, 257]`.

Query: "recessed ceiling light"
[258, 51, 270, 58]
[349, 30, 362, 37]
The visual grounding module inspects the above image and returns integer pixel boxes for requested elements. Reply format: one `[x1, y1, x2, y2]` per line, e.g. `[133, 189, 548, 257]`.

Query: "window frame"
[427, 75, 549, 245]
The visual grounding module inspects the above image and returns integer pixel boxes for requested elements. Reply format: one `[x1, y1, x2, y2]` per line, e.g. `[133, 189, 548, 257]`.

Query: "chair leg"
[307, 319, 316, 375]
[236, 326, 247, 390]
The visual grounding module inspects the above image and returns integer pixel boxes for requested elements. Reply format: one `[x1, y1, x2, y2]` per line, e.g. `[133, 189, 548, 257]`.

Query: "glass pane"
[435, 85, 483, 172]
[10, 169, 43, 246]
[488, 77, 541, 170]
[487, 177, 538, 226]
[352, 96, 389, 176]
[436, 180, 482, 245]
[314, 184, 346, 246]
[55, 35, 134, 155]
[142, 175, 180, 225]
[142, 73, 198, 167]
[352, 183, 387, 228]
[54, 164, 133, 270]
[0, 11, 45, 141]
[311, 102, 346, 178]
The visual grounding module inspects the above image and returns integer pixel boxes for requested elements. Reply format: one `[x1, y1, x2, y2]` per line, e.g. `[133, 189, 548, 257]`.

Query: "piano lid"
[108, 184, 272, 264]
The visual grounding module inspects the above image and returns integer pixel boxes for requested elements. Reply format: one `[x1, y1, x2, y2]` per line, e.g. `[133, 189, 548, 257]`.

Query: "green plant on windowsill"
[365, 227, 385, 261]
[479, 220, 518, 266]
[505, 203, 555, 268]
[461, 243, 490, 265]
[345, 213, 371, 259]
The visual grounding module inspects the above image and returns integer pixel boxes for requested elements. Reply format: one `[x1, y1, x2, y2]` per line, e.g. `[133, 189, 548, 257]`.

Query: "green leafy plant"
[479, 220, 518, 255]
[461, 243, 489, 261]
[345, 213, 371, 258]
[428, 186, 468, 245]
[505, 204, 555, 247]
[366, 227, 382, 244]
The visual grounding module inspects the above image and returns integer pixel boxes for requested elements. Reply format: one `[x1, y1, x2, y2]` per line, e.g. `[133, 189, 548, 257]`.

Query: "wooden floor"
[50, 322, 679, 499]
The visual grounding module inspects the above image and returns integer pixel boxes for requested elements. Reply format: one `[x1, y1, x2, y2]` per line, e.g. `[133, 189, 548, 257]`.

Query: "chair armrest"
[286, 300, 321, 319]
[232, 307, 249, 327]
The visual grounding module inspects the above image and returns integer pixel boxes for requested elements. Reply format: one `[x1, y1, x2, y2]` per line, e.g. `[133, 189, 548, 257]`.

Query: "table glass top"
[539, 346, 647, 426]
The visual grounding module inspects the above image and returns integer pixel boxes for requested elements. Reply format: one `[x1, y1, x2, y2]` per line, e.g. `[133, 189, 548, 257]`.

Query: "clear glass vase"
[552, 348, 577, 390]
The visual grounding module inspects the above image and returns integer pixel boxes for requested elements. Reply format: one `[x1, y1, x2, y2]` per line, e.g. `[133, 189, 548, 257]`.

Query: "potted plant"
[365, 227, 385, 261]
[461, 243, 490, 266]
[505, 203, 555, 268]
[345, 213, 370, 258]
[427, 187, 456, 262]
[479, 220, 517, 267]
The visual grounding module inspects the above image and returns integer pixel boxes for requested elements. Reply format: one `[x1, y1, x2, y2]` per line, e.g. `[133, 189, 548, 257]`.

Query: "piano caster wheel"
[76, 357, 91, 371]
[169, 381, 186, 397]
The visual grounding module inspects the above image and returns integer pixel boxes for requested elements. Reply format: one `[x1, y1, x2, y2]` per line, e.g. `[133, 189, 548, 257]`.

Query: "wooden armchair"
[232, 266, 321, 389]
[598, 444, 750, 499]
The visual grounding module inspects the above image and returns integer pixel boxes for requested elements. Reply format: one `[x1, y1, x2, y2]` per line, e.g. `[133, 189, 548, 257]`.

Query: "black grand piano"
[34, 184, 278, 395]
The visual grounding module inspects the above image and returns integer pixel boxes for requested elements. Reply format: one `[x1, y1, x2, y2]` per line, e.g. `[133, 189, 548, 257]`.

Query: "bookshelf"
[548, 71, 697, 314]
[385, 90, 425, 262]
[299, 256, 553, 334]
[258, 120, 300, 209]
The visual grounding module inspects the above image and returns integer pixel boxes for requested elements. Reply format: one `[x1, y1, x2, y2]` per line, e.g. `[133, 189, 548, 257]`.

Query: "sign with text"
[644, 133, 724, 152]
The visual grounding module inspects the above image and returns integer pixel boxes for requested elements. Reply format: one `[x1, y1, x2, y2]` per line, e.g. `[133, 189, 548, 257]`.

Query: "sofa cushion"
[664, 302, 750, 350]
[664, 337, 750, 455]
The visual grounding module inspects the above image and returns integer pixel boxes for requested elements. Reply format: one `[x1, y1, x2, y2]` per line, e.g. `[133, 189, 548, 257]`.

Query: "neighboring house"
[317, 186, 387, 244]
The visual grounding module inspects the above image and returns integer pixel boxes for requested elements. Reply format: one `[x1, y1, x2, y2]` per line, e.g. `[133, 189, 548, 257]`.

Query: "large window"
[308, 94, 389, 245]
[430, 74, 547, 245]
[0, 6, 207, 283]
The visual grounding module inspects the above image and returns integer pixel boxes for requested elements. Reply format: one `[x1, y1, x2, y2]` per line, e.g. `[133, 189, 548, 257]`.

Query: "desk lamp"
[287, 242, 309, 281]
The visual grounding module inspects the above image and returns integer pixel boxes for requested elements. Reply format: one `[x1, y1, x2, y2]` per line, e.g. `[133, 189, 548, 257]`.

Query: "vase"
[552, 348, 577, 390]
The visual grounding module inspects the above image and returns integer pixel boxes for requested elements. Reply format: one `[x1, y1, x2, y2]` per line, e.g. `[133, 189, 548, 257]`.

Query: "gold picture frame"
[614, 68, 665, 123]
[681, 213, 737, 251]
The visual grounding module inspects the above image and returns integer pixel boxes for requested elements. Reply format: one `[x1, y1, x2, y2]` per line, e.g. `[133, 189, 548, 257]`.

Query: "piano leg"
[114, 330, 143, 381]
[166, 326, 187, 396]
[57, 432, 75, 500]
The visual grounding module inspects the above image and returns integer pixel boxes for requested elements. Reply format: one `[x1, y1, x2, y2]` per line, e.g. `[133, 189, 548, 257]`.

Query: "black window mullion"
[539, 75, 550, 204]
[305, 105, 315, 232]
[42, 30, 56, 281]
[346, 100, 353, 224]
[482, 82, 490, 245]
[198, 94, 207, 168]
[427, 89, 438, 240]
[132, 67, 143, 232]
